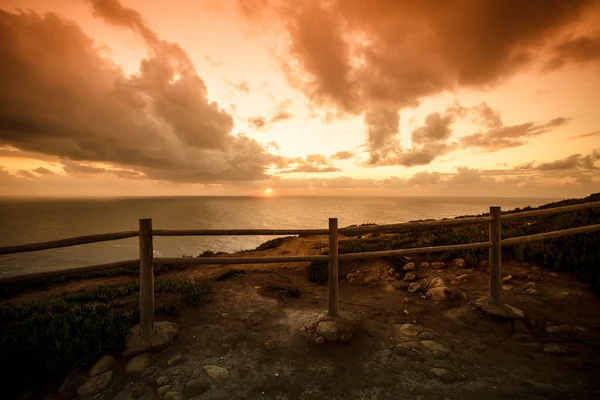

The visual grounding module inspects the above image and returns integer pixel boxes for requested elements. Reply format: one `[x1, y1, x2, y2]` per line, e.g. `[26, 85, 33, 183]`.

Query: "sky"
[0, 0, 599, 198]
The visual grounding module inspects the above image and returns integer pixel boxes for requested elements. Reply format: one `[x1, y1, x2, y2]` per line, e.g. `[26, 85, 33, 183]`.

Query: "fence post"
[488, 207, 502, 307]
[139, 218, 154, 338]
[328, 218, 339, 317]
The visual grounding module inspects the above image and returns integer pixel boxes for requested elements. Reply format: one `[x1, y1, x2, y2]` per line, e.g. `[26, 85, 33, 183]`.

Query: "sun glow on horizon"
[264, 188, 273, 196]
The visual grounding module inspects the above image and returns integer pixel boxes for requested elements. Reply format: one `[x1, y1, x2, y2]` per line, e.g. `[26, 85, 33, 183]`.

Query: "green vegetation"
[198, 250, 227, 257]
[216, 268, 246, 281]
[0, 279, 210, 398]
[253, 236, 295, 251]
[307, 260, 329, 284]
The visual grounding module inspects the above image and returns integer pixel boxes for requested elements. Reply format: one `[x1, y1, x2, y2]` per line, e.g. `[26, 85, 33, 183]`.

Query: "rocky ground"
[11, 235, 600, 400]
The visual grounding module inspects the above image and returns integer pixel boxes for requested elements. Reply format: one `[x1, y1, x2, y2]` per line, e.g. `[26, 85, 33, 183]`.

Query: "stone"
[403, 263, 416, 271]
[167, 354, 182, 366]
[549, 272, 560, 278]
[316, 316, 356, 342]
[364, 276, 375, 284]
[428, 277, 446, 289]
[156, 376, 169, 386]
[454, 274, 469, 281]
[397, 324, 424, 337]
[453, 259, 467, 268]
[157, 385, 172, 397]
[479, 260, 489, 268]
[77, 371, 113, 397]
[203, 365, 230, 385]
[546, 324, 572, 336]
[523, 282, 537, 293]
[408, 283, 421, 293]
[141, 366, 157, 378]
[122, 321, 179, 357]
[421, 340, 450, 354]
[418, 332, 434, 340]
[89, 355, 116, 377]
[419, 262, 430, 268]
[264, 340, 277, 351]
[185, 379, 211, 397]
[501, 275, 513, 283]
[430, 368, 450, 377]
[531, 266, 541, 275]
[427, 287, 452, 302]
[163, 392, 183, 400]
[397, 341, 421, 351]
[403, 273, 416, 281]
[58, 370, 81, 394]
[474, 298, 525, 320]
[430, 262, 447, 269]
[125, 352, 152, 374]
[502, 284, 514, 291]
[544, 345, 571, 355]
[315, 336, 326, 345]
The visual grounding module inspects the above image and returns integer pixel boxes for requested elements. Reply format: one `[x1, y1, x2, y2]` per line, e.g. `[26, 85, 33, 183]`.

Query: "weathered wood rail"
[0, 200, 599, 338]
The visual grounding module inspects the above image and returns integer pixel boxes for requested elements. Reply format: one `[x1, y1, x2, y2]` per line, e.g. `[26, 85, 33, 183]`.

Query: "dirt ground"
[11, 235, 600, 400]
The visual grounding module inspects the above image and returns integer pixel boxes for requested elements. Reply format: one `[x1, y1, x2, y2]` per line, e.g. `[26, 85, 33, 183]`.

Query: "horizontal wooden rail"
[501, 201, 600, 220]
[0, 259, 139, 284]
[339, 216, 492, 234]
[338, 241, 493, 260]
[501, 224, 600, 246]
[0, 231, 139, 255]
[152, 254, 329, 265]
[152, 228, 328, 236]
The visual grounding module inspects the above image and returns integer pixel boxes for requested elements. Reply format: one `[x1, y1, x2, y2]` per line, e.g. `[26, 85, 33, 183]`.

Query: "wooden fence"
[1, 201, 599, 339]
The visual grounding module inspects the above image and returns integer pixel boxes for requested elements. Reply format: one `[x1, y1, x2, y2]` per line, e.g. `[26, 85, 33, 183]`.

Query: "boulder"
[125, 352, 152, 374]
[122, 321, 179, 357]
[427, 287, 452, 302]
[89, 355, 116, 377]
[316, 316, 356, 343]
[77, 371, 113, 397]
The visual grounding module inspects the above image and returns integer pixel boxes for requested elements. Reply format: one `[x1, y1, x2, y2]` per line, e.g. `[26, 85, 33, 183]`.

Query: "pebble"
[502, 284, 514, 291]
[264, 340, 277, 351]
[430, 368, 450, 377]
[430, 262, 447, 269]
[163, 392, 183, 400]
[156, 376, 169, 386]
[403, 263, 416, 271]
[203, 365, 230, 384]
[501, 275, 512, 283]
[403, 273, 416, 281]
[167, 354, 182, 366]
[427, 287, 452, 301]
[421, 340, 450, 354]
[315, 336, 326, 345]
[544, 345, 571, 355]
[185, 379, 211, 397]
[419, 332, 434, 340]
[157, 385, 172, 397]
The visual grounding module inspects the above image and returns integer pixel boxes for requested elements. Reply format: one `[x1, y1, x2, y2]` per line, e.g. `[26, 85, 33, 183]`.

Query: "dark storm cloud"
[240, 0, 597, 164]
[0, 3, 270, 184]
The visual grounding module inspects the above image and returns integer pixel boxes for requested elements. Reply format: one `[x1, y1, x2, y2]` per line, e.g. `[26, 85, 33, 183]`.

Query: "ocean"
[0, 196, 559, 278]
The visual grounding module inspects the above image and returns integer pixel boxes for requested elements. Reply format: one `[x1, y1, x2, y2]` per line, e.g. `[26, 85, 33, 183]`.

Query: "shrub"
[216, 269, 246, 282]
[254, 236, 295, 251]
[307, 260, 328, 284]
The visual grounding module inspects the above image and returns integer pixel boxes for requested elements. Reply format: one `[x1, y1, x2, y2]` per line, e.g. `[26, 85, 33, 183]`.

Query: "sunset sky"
[0, 0, 599, 197]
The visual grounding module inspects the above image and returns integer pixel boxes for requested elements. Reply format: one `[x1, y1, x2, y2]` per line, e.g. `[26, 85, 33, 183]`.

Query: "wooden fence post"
[488, 207, 502, 307]
[139, 218, 154, 338]
[328, 218, 339, 317]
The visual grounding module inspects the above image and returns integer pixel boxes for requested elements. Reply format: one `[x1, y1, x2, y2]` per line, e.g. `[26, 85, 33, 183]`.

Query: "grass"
[253, 236, 295, 251]
[0, 278, 210, 398]
[216, 269, 246, 281]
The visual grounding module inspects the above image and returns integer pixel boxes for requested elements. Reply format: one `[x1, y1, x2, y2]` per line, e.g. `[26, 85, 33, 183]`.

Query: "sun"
[264, 188, 273, 196]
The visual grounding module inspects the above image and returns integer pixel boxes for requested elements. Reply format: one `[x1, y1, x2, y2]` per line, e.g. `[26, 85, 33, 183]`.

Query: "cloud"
[535, 150, 600, 171]
[246, 100, 295, 130]
[0, 3, 271, 184]
[33, 167, 55, 175]
[270, 111, 294, 123]
[278, 165, 340, 174]
[570, 130, 600, 140]
[330, 151, 355, 160]
[247, 116, 268, 130]
[547, 35, 600, 70]
[460, 117, 570, 151]
[232, 80, 251, 93]
[269, 153, 342, 174]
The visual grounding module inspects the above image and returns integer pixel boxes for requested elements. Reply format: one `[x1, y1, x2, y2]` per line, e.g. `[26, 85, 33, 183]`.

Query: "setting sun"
[264, 188, 273, 196]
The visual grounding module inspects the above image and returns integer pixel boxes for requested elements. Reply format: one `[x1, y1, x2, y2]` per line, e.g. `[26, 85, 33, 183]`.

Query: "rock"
[549, 272, 560, 278]
[397, 341, 420, 350]
[125, 352, 152, 374]
[315, 336, 326, 345]
[453, 259, 467, 268]
[418, 332, 434, 340]
[163, 392, 183, 400]
[167, 354, 182, 366]
[203, 365, 230, 385]
[403, 273, 416, 281]
[122, 321, 179, 357]
[77, 371, 113, 397]
[386, 267, 395, 276]
[546, 324, 573, 337]
[523, 282, 537, 293]
[346, 272, 362, 283]
[364, 276, 375, 284]
[531, 266, 541, 275]
[316, 316, 356, 342]
[428, 277, 446, 289]
[421, 340, 451, 354]
[156, 376, 169, 386]
[502, 284, 514, 291]
[403, 263, 416, 271]
[397, 324, 424, 337]
[454, 274, 469, 281]
[408, 283, 421, 293]
[88, 355, 116, 377]
[544, 345, 571, 355]
[58, 370, 82, 395]
[430, 368, 450, 377]
[475, 299, 526, 320]
[501, 275, 512, 283]
[185, 379, 211, 397]
[430, 262, 447, 269]
[157, 385, 172, 397]
[427, 287, 452, 302]
[141, 366, 157, 378]
[419, 262, 430, 268]
[264, 340, 277, 351]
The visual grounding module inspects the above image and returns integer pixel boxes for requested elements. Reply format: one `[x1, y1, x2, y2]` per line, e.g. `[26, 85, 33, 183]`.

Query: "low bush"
[253, 236, 295, 251]
[307, 260, 328, 284]
[216, 269, 246, 282]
